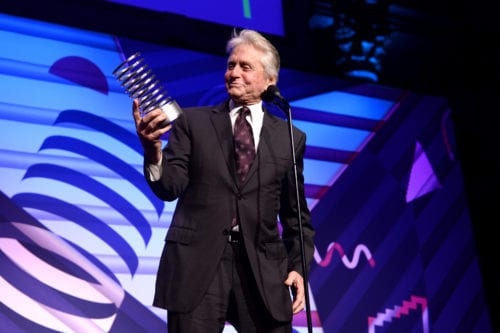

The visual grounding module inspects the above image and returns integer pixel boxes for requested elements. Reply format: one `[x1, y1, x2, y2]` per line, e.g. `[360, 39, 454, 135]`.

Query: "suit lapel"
[244, 110, 279, 185]
[210, 102, 238, 185]
[210, 103, 281, 189]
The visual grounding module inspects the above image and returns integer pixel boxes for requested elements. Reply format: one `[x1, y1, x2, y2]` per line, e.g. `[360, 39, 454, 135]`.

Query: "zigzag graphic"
[313, 241, 376, 269]
[368, 295, 429, 333]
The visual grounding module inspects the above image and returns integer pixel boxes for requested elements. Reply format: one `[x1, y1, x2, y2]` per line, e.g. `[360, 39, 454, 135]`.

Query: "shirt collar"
[229, 100, 263, 117]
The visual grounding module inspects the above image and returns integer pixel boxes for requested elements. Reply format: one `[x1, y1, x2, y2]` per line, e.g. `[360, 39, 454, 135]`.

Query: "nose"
[228, 65, 242, 76]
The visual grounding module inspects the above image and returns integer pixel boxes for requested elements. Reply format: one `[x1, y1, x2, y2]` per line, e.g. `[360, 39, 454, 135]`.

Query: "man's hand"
[132, 99, 171, 164]
[284, 270, 305, 314]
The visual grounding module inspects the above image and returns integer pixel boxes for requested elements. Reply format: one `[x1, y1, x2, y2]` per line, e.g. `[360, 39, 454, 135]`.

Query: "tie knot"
[239, 106, 251, 117]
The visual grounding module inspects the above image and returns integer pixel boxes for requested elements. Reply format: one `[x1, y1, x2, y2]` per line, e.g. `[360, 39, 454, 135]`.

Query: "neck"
[230, 99, 262, 109]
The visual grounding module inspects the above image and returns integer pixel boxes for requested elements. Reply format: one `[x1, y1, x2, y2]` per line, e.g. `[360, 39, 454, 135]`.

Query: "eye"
[242, 64, 253, 71]
[227, 63, 235, 70]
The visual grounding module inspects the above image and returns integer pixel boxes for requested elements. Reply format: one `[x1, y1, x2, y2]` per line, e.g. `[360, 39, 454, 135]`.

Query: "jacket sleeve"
[279, 128, 315, 275]
[145, 109, 191, 202]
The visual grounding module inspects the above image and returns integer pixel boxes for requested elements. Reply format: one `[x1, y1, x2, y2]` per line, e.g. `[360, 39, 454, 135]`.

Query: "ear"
[267, 75, 277, 85]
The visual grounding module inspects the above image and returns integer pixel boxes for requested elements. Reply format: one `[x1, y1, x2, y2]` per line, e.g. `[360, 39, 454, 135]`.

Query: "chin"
[227, 86, 241, 94]
[228, 91, 243, 101]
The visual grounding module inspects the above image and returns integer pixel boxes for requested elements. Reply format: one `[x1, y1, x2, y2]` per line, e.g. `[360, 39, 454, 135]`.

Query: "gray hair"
[226, 29, 280, 82]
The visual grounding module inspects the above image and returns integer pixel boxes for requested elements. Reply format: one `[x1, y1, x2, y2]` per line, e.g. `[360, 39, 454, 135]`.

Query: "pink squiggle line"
[313, 242, 376, 269]
[368, 295, 429, 333]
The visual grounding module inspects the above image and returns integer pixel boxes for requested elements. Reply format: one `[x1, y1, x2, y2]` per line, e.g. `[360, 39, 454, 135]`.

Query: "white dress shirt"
[147, 100, 265, 181]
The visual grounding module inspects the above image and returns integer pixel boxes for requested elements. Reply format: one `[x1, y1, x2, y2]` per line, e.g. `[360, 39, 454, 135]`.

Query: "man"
[133, 29, 315, 332]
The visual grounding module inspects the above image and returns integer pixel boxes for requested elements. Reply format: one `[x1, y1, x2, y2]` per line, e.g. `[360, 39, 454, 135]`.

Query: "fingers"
[291, 279, 305, 314]
[132, 99, 141, 126]
[285, 271, 305, 314]
[284, 271, 303, 288]
[133, 100, 171, 137]
[132, 100, 172, 164]
[292, 298, 304, 314]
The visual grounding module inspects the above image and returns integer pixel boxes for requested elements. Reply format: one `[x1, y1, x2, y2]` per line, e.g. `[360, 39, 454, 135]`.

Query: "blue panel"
[304, 159, 343, 185]
[295, 120, 370, 151]
[292, 91, 393, 120]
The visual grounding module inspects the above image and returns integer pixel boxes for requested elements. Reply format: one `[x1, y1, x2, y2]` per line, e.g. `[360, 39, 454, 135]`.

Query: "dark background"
[2, 0, 498, 329]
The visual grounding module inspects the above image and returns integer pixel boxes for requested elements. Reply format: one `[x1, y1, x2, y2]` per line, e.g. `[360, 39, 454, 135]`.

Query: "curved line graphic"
[0, 216, 126, 332]
[22, 163, 152, 244]
[0, 246, 116, 317]
[11, 192, 139, 275]
[63, 238, 121, 285]
[54, 110, 144, 157]
[0, 299, 66, 333]
[10, 231, 100, 285]
[313, 242, 376, 268]
[39, 135, 164, 216]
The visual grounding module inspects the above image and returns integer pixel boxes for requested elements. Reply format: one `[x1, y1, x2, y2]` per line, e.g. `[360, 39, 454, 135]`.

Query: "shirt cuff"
[145, 160, 162, 181]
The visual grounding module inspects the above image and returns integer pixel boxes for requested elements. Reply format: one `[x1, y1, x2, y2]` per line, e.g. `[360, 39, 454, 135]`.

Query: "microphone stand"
[273, 98, 313, 333]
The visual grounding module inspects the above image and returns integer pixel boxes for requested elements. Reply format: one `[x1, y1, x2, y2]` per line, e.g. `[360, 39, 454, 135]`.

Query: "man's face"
[224, 44, 276, 106]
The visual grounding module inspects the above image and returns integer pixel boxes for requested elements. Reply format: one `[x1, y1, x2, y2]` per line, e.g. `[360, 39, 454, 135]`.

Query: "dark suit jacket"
[147, 100, 315, 322]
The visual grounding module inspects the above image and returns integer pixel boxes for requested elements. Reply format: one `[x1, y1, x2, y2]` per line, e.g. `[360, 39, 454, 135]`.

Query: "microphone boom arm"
[285, 103, 313, 333]
[263, 85, 313, 333]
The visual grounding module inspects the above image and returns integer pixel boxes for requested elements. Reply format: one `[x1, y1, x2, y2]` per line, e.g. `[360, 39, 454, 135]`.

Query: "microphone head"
[261, 85, 280, 103]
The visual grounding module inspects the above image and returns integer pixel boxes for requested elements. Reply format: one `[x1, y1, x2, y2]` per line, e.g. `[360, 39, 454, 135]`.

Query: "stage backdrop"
[105, 0, 285, 36]
[0, 12, 493, 333]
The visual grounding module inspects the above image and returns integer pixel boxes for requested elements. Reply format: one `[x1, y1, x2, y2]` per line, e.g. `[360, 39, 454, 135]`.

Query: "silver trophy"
[113, 52, 182, 127]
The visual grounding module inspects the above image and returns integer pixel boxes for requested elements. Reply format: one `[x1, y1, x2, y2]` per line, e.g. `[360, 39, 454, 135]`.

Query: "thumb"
[132, 99, 141, 125]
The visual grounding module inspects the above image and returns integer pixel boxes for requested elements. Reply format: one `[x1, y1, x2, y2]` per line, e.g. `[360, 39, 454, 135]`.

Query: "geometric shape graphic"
[291, 90, 398, 209]
[368, 295, 429, 333]
[49, 56, 109, 95]
[406, 141, 442, 203]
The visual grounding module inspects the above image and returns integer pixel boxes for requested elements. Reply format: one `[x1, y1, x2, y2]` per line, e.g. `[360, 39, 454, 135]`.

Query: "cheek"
[256, 73, 272, 86]
[253, 79, 269, 91]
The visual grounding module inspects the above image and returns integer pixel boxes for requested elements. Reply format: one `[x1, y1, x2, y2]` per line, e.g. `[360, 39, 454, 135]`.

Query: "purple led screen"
[105, 0, 285, 36]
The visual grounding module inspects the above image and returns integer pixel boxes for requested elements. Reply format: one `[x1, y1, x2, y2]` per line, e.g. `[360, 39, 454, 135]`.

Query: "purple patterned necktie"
[234, 106, 255, 185]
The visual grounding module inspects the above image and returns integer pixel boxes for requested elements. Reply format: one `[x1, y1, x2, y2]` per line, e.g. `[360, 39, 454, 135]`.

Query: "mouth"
[227, 81, 243, 88]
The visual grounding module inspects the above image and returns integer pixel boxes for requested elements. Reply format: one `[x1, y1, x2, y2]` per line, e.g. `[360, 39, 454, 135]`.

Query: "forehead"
[228, 44, 264, 64]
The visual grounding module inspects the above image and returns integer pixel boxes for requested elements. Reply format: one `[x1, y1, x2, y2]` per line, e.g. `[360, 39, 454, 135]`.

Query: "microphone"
[261, 85, 290, 116]
[261, 85, 288, 106]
